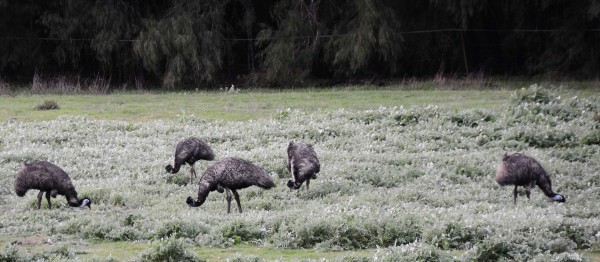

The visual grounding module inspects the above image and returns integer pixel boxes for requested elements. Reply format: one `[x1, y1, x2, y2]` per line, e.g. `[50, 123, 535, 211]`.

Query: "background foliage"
[0, 86, 599, 260]
[1, 0, 600, 88]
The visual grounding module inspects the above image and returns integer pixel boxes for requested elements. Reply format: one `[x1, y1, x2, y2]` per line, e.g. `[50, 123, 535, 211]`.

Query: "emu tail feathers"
[258, 177, 275, 189]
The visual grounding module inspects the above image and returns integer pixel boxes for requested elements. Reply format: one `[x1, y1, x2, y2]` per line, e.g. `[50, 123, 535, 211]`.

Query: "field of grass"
[0, 84, 599, 261]
[0, 89, 515, 123]
[2, 79, 599, 123]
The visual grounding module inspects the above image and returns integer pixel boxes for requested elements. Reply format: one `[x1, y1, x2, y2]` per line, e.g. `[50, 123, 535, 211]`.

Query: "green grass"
[0, 88, 519, 122]
[0, 236, 373, 261]
[3, 83, 598, 122]
[2, 235, 598, 261]
[589, 252, 600, 262]
[194, 244, 373, 261]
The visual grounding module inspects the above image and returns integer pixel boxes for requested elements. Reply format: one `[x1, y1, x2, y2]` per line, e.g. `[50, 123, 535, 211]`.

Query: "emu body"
[14, 161, 91, 209]
[495, 153, 565, 204]
[286, 142, 320, 190]
[166, 137, 215, 184]
[186, 157, 274, 213]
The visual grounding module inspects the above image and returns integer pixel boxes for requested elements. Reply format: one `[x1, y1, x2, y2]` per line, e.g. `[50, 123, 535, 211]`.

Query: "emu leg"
[525, 181, 535, 200]
[232, 190, 242, 213]
[37, 191, 43, 209]
[225, 189, 233, 214]
[513, 185, 518, 205]
[190, 165, 196, 184]
[45, 191, 52, 209]
[306, 179, 310, 190]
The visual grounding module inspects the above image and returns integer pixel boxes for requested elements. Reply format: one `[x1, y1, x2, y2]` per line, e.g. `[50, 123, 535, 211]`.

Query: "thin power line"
[0, 37, 137, 42]
[1, 28, 598, 42]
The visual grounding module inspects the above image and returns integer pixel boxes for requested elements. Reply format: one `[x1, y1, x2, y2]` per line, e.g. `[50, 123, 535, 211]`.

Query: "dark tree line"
[1, 0, 599, 88]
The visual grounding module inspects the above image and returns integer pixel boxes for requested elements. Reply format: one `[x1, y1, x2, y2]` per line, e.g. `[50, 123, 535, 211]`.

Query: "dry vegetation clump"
[33, 100, 60, 111]
[135, 75, 145, 91]
[85, 75, 111, 94]
[32, 73, 81, 94]
[31, 73, 111, 94]
[0, 77, 12, 96]
[433, 66, 495, 89]
[0, 85, 598, 260]
[593, 112, 600, 123]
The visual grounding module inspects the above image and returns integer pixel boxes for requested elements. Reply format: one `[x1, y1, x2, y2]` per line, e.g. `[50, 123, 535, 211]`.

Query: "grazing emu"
[495, 153, 565, 204]
[165, 137, 215, 184]
[186, 157, 275, 213]
[286, 142, 320, 190]
[14, 161, 91, 209]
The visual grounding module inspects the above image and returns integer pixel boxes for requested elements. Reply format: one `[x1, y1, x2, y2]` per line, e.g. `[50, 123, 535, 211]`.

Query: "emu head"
[552, 194, 566, 203]
[165, 164, 178, 174]
[287, 180, 301, 190]
[186, 196, 196, 207]
[287, 180, 295, 189]
[79, 197, 92, 209]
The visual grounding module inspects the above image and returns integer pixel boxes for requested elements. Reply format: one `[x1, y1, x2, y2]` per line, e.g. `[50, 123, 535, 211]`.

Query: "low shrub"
[582, 130, 600, 145]
[455, 162, 486, 179]
[158, 220, 206, 239]
[222, 221, 265, 244]
[34, 100, 60, 111]
[448, 109, 496, 127]
[509, 128, 575, 148]
[372, 242, 452, 261]
[227, 254, 266, 262]
[166, 173, 190, 186]
[511, 84, 556, 104]
[0, 246, 31, 262]
[139, 237, 204, 262]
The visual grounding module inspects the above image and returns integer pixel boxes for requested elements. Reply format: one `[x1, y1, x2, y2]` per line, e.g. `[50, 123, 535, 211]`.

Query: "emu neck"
[170, 164, 181, 174]
[67, 199, 80, 207]
[536, 174, 556, 198]
[66, 194, 80, 207]
[191, 183, 211, 207]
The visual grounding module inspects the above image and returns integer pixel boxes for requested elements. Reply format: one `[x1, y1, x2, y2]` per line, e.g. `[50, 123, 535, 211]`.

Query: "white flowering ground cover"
[0, 85, 599, 261]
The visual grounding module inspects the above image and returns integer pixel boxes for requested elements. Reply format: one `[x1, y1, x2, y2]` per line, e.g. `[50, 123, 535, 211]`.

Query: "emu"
[286, 141, 320, 190]
[166, 137, 215, 184]
[14, 161, 91, 209]
[186, 157, 275, 213]
[495, 153, 565, 204]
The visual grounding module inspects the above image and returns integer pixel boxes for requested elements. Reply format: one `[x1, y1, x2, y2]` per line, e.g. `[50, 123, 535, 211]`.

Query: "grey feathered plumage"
[166, 137, 215, 183]
[186, 157, 275, 213]
[495, 153, 565, 204]
[14, 161, 91, 209]
[286, 142, 320, 190]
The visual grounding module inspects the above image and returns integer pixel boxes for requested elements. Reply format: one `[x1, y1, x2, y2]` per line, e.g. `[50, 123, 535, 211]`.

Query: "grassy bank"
[0, 85, 599, 261]
[0, 88, 517, 122]
[1, 80, 599, 123]
[3, 82, 599, 123]
[0, 236, 373, 261]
